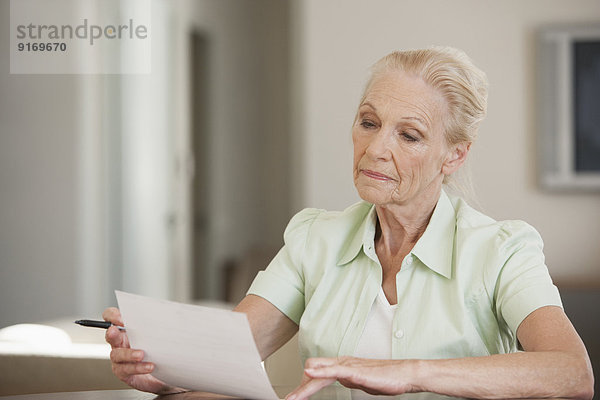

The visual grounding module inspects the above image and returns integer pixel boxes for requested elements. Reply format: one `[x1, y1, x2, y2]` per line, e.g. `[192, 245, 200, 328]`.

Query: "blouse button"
[394, 329, 404, 339]
[405, 256, 413, 266]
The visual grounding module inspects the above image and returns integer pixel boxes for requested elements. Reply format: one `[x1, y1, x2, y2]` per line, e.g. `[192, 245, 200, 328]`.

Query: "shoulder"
[282, 201, 373, 268]
[448, 195, 549, 298]
[450, 194, 543, 250]
[285, 201, 373, 240]
[448, 194, 547, 293]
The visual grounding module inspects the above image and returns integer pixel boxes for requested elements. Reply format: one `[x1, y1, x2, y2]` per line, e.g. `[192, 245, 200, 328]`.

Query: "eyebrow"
[359, 101, 429, 129]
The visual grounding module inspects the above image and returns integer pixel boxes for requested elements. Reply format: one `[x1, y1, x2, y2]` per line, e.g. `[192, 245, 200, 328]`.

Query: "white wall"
[0, 0, 81, 326]
[292, 0, 600, 285]
[0, 0, 179, 324]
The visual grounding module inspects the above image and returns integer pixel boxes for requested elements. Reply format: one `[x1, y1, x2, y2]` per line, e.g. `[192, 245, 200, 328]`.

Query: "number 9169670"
[17, 42, 67, 51]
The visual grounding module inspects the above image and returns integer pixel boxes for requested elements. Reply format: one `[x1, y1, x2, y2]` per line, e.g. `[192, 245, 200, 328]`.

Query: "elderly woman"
[104, 47, 594, 399]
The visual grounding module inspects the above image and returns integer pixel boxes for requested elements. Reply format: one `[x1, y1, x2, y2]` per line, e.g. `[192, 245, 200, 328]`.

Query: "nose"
[365, 129, 393, 161]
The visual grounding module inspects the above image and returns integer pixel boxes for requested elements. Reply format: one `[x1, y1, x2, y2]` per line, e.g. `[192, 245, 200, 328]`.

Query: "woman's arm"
[413, 305, 593, 398]
[234, 294, 299, 360]
[286, 306, 594, 400]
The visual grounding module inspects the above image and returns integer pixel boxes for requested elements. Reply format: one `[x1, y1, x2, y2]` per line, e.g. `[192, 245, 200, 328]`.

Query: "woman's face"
[352, 71, 461, 207]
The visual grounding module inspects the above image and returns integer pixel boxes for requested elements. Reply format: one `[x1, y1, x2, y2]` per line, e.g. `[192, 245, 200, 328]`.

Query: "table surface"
[0, 387, 296, 400]
[0, 386, 374, 400]
[0, 388, 569, 400]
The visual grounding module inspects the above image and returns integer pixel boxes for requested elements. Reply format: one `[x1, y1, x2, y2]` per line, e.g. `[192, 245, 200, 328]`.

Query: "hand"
[103, 307, 185, 394]
[285, 356, 416, 400]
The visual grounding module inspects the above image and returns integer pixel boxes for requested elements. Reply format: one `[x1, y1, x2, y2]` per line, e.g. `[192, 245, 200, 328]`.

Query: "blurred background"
[0, 0, 599, 393]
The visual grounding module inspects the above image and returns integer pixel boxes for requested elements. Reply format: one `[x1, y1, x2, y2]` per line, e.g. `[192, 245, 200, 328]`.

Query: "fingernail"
[132, 350, 143, 359]
[144, 363, 153, 371]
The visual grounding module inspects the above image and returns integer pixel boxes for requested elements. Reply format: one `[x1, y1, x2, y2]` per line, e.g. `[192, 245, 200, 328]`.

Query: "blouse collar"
[337, 190, 456, 279]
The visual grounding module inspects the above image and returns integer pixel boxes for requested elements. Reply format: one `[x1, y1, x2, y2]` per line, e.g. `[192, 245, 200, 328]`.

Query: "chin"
[355, 185, 392, 206]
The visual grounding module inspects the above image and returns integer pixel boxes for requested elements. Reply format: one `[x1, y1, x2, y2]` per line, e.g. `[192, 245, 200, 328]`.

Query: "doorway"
[190, 31, 211, 300]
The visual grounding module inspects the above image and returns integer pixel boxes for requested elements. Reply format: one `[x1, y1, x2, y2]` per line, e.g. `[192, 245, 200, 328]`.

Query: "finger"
[110, 348, 145, 363]
[304, 357, 338, 369]
[285, 377, 336, 400]
[105, 325, 130, 348]
[102, 307, 124, 326]
[305, 364, 353, 380]
[112, 361, 155, 380]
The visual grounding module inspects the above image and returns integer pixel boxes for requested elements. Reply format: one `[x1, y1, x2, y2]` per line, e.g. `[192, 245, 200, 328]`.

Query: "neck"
[375, 187, 442, 257]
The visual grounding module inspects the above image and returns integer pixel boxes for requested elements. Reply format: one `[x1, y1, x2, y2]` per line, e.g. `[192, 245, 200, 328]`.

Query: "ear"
[442, 142, 471, 176]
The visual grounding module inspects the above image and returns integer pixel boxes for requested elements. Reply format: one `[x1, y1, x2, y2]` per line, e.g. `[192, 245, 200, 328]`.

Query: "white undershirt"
[353, 287, 397, 359]
[351, 287, 398, 400]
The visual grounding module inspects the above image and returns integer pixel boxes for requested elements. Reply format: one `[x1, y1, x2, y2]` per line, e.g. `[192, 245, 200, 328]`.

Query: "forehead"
[361, 71, 447, 130]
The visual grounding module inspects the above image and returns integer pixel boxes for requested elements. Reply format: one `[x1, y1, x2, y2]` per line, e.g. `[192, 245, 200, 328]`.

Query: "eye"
[360, 119, 378, 129]
[401, 132, 418, 142]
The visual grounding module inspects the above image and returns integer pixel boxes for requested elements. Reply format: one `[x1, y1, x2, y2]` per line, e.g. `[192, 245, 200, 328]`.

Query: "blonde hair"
[361, 46, 488, 198]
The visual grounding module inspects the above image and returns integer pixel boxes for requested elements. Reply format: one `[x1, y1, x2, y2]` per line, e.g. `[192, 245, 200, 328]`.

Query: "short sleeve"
[494, 221, 562, 337]
[246, 208, 322, 325]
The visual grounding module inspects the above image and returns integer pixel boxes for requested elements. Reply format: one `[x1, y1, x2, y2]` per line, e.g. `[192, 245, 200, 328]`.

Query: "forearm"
[234, 294, 298, 360]
[411, 351, 593, 399]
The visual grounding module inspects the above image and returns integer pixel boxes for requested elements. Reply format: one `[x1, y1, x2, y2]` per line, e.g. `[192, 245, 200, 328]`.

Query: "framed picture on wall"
[537, 24, 600, 190]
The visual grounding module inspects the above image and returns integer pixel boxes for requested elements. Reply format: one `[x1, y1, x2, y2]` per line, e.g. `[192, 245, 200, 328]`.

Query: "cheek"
[352, 131, 365, 167]
[353, 151, 362, 170]
[392, 146, 434, 182]
[391, 147, 420, 174]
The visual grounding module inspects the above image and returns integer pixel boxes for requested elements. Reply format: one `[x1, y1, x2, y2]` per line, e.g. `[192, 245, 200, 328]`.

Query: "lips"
[361, 169, 395, 181]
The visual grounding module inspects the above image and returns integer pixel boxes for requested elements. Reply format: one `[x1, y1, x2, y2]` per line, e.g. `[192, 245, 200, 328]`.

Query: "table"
[0, 386, 348, 400]
[0, 388, 297, 400]
[0, 390, 155, 400]
[0, 387, 292, 400]
[0, 387, 569, 400]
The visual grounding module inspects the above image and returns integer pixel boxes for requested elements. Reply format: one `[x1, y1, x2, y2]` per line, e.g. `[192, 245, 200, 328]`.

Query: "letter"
[105, 25, 116, 39]
[136, 24, 147, 39]
[118, 23, 128, 38]
[129, 18, 133, 39]
[61, 25, 73, 39]
[48, 25, 59, 39]
[27, 23, 36, 38]
[16, 25, 26, 39]
[90, 25, 102, 45]
[37, 25, 47, 39]
[76, 18, 88, 39]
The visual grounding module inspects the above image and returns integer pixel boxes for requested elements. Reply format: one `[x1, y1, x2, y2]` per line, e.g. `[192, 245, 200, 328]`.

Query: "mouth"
[360, 169, 395, 181]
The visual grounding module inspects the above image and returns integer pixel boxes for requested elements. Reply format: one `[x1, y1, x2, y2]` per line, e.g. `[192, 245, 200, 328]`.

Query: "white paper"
[115, 291, 279, 400]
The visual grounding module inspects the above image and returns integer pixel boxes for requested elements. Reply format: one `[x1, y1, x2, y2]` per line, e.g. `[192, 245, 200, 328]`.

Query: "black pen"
[74, 319, 126, 331]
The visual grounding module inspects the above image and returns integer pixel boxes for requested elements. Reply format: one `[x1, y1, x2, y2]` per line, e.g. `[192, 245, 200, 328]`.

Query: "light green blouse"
[247, 190, 562, 364]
